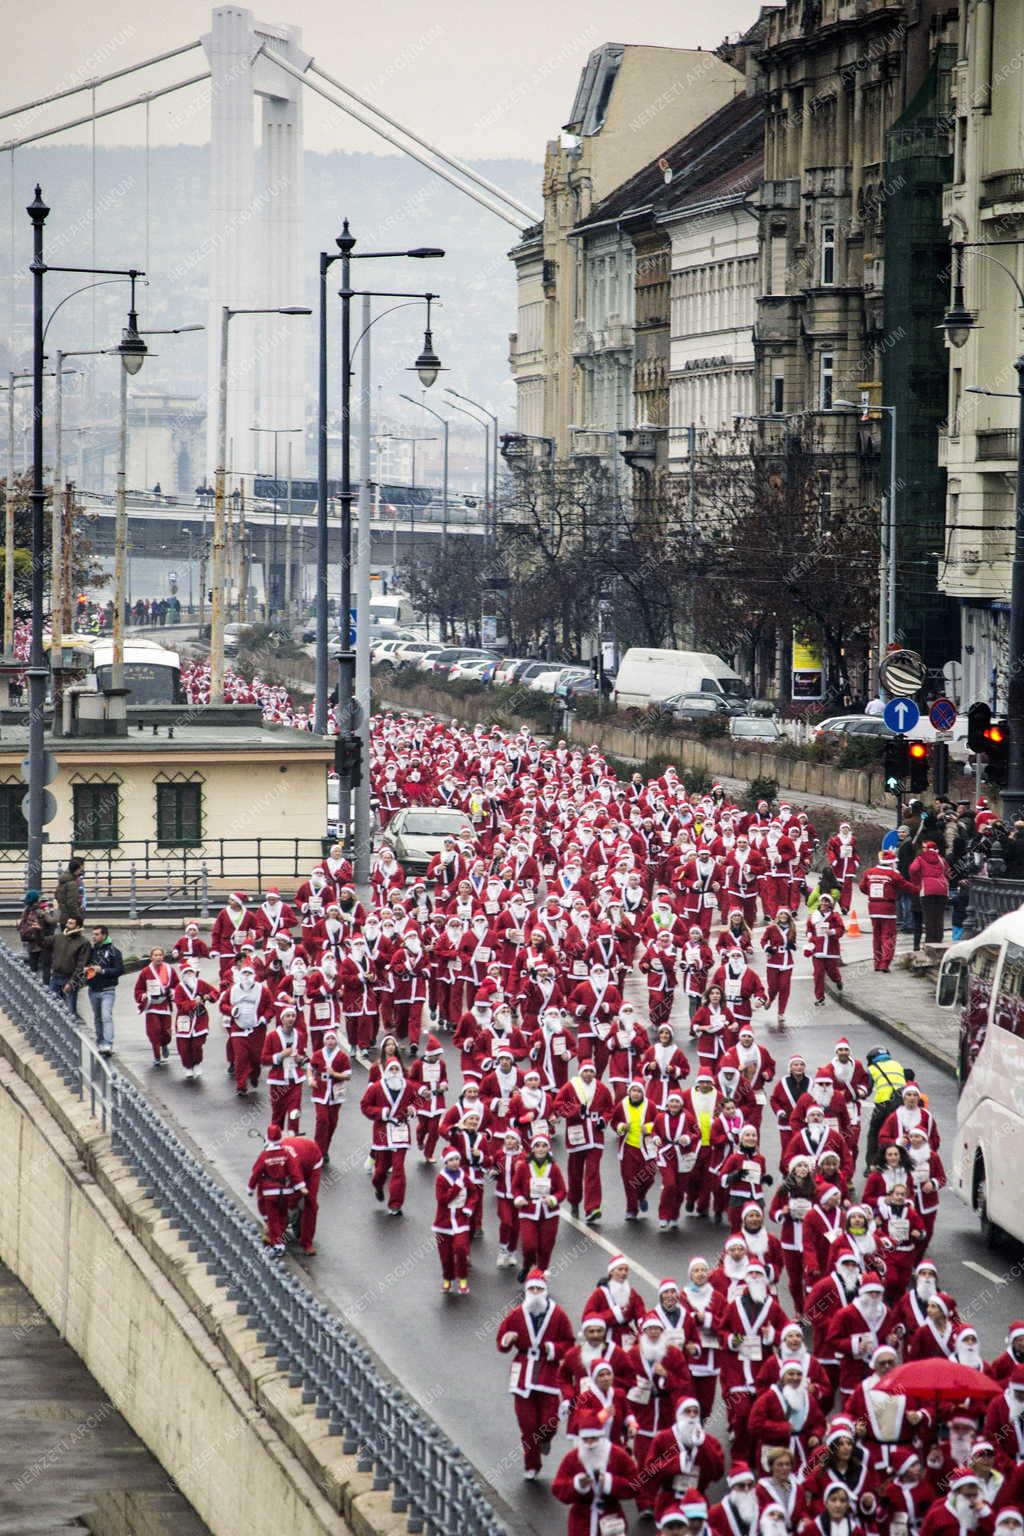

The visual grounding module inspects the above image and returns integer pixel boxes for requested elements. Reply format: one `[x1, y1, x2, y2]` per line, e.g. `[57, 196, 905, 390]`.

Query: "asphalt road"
[74, 929, 1024, 1536]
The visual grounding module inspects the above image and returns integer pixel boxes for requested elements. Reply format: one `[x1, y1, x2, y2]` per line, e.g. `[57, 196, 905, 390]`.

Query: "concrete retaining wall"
[0, 1022, 405, 1536]
[376, 679, 892, 812]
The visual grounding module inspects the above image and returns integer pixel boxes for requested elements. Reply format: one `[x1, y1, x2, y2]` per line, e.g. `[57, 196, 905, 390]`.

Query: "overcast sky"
[5, 0, 761, 160]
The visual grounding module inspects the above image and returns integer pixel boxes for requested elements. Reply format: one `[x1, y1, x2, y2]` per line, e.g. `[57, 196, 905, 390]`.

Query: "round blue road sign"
[928, 696, 958, 733]
[883, 697, 920, 734]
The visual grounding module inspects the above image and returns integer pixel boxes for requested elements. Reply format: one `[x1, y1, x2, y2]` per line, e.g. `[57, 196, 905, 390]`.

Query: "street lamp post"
[313, 219, 444, 776]
[446, 387, 498, 541]
[210, 304, 311, 704]
[942, 239, 1024, 818]
[400, 393, 449, 553]
[2, 372, 32, 652]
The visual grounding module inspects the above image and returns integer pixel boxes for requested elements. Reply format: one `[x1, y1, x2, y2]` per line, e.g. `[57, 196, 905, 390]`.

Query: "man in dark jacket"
[55, 859, 85, 925]
[50, 917, 91, 1016]
[86, 925, 124, 1055]
[19, 890, 56, 982]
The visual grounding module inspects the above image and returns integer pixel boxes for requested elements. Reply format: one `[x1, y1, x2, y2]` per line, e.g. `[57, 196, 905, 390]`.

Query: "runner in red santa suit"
[748, 1357, 826, 1474]
[553, 1058, 614, 1224]
[783, 1105, 852, 1187]
[134, 946, 178, 1065]
[612, 1080, 659, 1221]
[733, 1202, 786, 1292]
[654, 1087, 700, 1231]
[281, 1131, 323, 1255]
[724, 833, 766, 929]
[708, 1462, 764, 1536]
[623, 1313, 695, 1515]
[719, 1265, 791, 1460]
[220, 960, 273, 1095]
[647, 1396, 726, 1512]
[858, 850, 918, 973]
[405, 1032, 447, 1162]
[983, 1365, 1024, 1465]
[878, 1084, 942, 1154]
[770, 1054, 812, 1147]
[370, 842, 405, 901]
[679, 925, 715, 1022]
[359, 1057, 417, 1214]
[496, 1269, 574, 1478]
[640, 928, 681, 1029]
[389, 930, 431, 1053]
[756, 1462, 801, 1532]
[530, 1006, 578, 1093]
[754, 1320, 831, 1410]
[761, 825, 798, 922]
[680, 1257, 725, 1420]
[512, 1129, 566, 1278]
[582, 1254, 648, 1350]
[826, 1275, 899, 1403]
[798, 1417, 879, 1524]
[307, 1027, 350, 1160]
[874, 1446, 939, 1533]
[261, 1005, 308, 1134]
[719, 1027, 776, 1133]
[606, 1005, 647, 1097]
[171, 960, 218, 1078]
[551, 1404, 638, 1532]
[683, 1074, 722, 1218]
[210, 892, 258, 982]
[171, 921, 211, 963]
[918, 1468, 993, 1536]
[433, 1143, 474, 1295]
[247, 1123, 299, 1255]
[295, 867, 335, 948]
[491, 1126, 524, 1271]
[905, 1292, 959, 1361]
[802, 1483, 869, 1536]
[805, 894, 846, 1005]
[252, 886, 298, 947]
[692, 985, 737, 1079]
[844, 1343, 931, 1477]
[768, 1154, 817, 1311]
[568, 962, 622, 1077]
[984, 1322, 1024, 1386]
[791, 1071, 855, 1145]
[761, 911, 798, 1026]
[337, 932, 377, 1057]
[827, 823, 861, 914]
[720, 1124, 772, 1231]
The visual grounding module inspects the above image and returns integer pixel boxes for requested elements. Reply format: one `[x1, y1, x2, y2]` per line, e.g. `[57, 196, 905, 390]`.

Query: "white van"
[936, 904, 1024, 1245]
[369, 594, 416, 628]
[612, 647, 750, 709]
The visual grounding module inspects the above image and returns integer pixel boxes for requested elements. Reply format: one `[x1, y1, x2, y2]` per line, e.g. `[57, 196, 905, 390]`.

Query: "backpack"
[19, 909, 44, 944]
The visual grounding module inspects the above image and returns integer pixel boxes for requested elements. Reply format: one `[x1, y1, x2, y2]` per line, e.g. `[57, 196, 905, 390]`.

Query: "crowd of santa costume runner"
[141, 705, 1011, 1535]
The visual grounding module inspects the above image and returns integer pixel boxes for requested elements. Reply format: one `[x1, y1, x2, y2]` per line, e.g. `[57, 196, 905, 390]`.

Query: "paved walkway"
[0, 1261, 209, 1536]
[830, 952, 958, 1077]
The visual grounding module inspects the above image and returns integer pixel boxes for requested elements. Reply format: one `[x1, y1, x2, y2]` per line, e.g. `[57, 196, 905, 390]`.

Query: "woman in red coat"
[511, 1130, 566, 1280]
[432, 1144, 473, 1295]
[134, 947, 178, 1064]
[359, 1060, 418, 1213]
[171, 962, 218, 1077]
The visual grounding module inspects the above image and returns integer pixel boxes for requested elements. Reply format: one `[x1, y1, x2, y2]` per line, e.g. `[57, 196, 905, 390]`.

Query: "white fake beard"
[833, 1059, 854, 1082]
[860, 1297, 886, 1329]
[812, 1085, 833, 1107]
[746, 1278, 768, 1305]
[732, 1490, 759, 1524]
[608, 1277, 630, 1308]
[957, 1344, 983, 1370]
[954, 1496, 981, 1530]
[640, 1335, 668, 1364]
[782, 1385, 808, 1415]
[1008, 1392, 1024, 1422]
[579, 1437, 611, 1477]
[916, 1277, 937, 1301]
[676, 1416, 704, 1447]
[523, 1291, 547, 1316]
[950, 1431, 975, 1464]
[763, 1519, 788, 1536]
[581, 1341, 605, 1367]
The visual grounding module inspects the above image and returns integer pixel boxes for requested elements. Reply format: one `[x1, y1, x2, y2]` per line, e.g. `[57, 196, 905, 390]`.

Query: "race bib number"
[313, 1002, 331, 1020]
[176, 1016, 190, 1034]
[789, 1198, 810, 1220]
[146, 979, 163, 998]
[739, 1338, 763, 1361]
[870, 879, 886, 900]
[702, 893, 716, 908]
[599, 1518, 627, 1536]
[754, 1090, 766, 1106]
[422, 1062, 440, 1085]
[387, 1122, 411, 1148]
[680, 1151, 697, 1173]
[642, 1135, 660, 1161]
[566, 1124, 586, 1148]
[627, 1381, 652, 1406]
[890, 1217, 910, 1242]
[529, 1176, 551, 1199]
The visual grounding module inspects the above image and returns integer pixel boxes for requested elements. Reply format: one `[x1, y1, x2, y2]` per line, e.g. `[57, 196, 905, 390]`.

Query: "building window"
[819, 352, 834, 411]
[73, 783, 119, 849]
[772, 373, 785, 415]
[156, 781, 202, 847]
[0, 783, 27, 848]
[820, 225, 836, 286]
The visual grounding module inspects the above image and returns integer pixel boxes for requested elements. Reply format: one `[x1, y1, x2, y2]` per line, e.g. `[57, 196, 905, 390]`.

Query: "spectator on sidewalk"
[86, 924, 124, 1056]
[909, 840, 950, 946]
[895, 825, 916, 935]
[19, 889, 56, 982]
[55, 858, 86, 925]
[50, 916, 91, 1016]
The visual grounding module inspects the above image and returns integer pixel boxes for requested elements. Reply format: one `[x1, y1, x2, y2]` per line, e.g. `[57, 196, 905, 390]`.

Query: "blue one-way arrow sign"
[883, 697, 920, 733]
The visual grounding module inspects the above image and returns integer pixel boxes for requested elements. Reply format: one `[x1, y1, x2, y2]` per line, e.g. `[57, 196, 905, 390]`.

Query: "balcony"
[977, 427, 1019, 463]
[757, 179, 801, 212]
[980, 171, 1024, 214]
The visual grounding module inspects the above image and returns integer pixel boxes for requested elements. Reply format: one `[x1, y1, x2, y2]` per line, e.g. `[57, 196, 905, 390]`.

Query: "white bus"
[91, 638, 183, 704]
[936, 908, 1024, 1246]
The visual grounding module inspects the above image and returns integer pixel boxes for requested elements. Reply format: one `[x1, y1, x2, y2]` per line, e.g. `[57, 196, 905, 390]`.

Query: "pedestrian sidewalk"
[828, 955, 958, 1077]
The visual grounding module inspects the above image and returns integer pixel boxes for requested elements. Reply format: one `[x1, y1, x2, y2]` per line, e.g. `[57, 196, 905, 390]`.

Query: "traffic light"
[883, 734, 909, 795]
[932, 740, 950, 798]
[334, 732, 363, 789]
[907, 740, 929, 793]
[982, 718, 1009, 786]
[967, 701, 992, 754]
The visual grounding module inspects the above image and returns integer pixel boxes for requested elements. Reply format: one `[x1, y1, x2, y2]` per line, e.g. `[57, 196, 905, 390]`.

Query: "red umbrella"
[877, 1360, 1003, 1409]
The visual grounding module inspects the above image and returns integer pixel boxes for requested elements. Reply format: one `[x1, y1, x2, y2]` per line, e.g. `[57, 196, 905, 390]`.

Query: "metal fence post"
[128, 862, 138, 920]
[200, 864, 210, 918]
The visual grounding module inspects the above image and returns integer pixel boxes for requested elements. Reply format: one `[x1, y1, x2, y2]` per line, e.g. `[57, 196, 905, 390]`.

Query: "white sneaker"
[496, 1246, 509, 1268]
[523, 1469, 538, 1481]
[194, 1065, 203, 1078]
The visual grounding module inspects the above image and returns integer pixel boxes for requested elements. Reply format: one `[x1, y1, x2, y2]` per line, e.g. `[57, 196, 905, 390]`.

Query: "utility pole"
[355, 293, 373, 884]
[284, 439, 294, 622]
[111, 361, 128, 687]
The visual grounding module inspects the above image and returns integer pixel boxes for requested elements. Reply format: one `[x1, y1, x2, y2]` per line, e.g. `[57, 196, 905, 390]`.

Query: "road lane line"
[559, 1212, 661, 1290]
[962, 1259, 1006, 1285]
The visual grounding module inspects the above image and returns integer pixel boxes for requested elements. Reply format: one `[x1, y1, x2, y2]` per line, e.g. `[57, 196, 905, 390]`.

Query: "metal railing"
[965, 875, 1024, 937]
[0, 941, 505, 1536]
[0, 838, 330, 914]
[976, 428, 1019, 462]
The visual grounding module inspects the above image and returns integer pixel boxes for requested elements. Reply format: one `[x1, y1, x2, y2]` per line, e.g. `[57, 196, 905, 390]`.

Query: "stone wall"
[0, 1022, 405, 1536]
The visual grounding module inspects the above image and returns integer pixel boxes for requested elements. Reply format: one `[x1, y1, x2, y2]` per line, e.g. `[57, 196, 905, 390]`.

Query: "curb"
[825, 980, 958, 1079]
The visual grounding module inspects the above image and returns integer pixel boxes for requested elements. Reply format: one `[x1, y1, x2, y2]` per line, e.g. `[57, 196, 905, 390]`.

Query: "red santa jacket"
[550, 1442, 638, 1536]
[496, 1299, 575, 1396]
[858, 865, 918, 919]
[553, 1076, 615, 1153]
[134, 960, 178, 1015]
[359, 1077, 418, 1149]
[171, 974, 218, 1036]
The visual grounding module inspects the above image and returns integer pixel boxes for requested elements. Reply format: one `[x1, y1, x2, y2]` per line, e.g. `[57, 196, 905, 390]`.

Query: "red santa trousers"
[513, 1391, 561, 1473]
[231, 1028, 265, 1092]
[314, 1103, 340, 1158]
[142, 1010, 172, 1062]
[519, 1215, 559, 1272]
[372, 1149, 407, 1210]
[269, 1082, 302, 1133]
[566, 1148, 603, 1215]
[619, 1145, 656, 1217]
[175, 1033, 205, 1070]
[812, 957, 842, 1002]
[872, 918, 897, 972]
[435, 1231, 471, 1281]
[766, 970, 792, 1018]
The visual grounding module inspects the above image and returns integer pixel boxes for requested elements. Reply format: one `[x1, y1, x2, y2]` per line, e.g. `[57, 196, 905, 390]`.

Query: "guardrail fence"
[0, 942, 506, 1536]
[965, 875, 1024, 937]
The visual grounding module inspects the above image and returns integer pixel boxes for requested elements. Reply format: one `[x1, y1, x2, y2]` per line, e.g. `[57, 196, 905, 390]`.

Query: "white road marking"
[560, 1211, 661, 1290]
[962, 1259, 1006, 1286]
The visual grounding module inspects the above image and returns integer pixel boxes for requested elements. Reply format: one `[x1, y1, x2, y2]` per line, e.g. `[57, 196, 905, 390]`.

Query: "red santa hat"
[475, 980, 498, 1002]
[1007, 1321, 1024, 1342]
[826, 1416, 857, 1445]
[745, 1261, 768, 1278]
[424, 1035, 442, 1056]
[524, 1268, 548, 1287]
[694, 1071, 715, 1085]
[880, 848, 897, 864]
[891, 1447, 921, 1477]
[580, 1314, 608, 1332]
[659, 1498, 708, 1530]
[265, 1123, 282, 1142]
[607, 1254, 629, 1273]
[932, 1292, 955, 1316]
[915, 1260, 938, 1275]
[230, 891, 247, 904]
[973, 1440, 996, 1456]
[640, 1312, 666, 1333]
[442, 1144, 461, 1161]
[658, 1277, 680, 1295]
[949, 1468, 982, 1492]
[688, 1256, 709, 1274]
[788, 1053, 806, 1067]
[859, 1276, 885, 1294]
[815, 1177, 842, 1204]
[727, 1462, 755, 1486]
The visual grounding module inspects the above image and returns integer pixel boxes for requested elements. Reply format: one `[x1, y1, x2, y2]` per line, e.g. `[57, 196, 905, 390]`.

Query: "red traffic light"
[985, 725, 1005, 745]
[908, 741, 928, 759]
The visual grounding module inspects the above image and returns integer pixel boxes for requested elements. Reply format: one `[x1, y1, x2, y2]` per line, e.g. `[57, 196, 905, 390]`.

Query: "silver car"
[377, 806, 474, 872]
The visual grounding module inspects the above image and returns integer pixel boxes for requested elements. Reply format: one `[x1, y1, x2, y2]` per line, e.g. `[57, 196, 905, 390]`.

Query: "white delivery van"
[612, 648, 751, 709]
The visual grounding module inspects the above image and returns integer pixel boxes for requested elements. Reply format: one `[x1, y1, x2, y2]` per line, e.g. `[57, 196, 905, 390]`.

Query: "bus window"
[961, 942, 1000, 1083]
[995, 942, 1024, 1040]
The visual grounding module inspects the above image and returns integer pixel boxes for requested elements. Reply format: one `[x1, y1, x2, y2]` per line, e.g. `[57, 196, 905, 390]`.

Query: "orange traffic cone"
[846, 905, 862, 937]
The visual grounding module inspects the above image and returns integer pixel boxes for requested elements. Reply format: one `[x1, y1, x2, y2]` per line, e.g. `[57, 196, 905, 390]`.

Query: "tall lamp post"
[210, 305, 311, 704]
[446, 387, 498, 541]
[314, 219, 444, 764]
[400, 393, 449, 552]
[942, 238, 1024, 818]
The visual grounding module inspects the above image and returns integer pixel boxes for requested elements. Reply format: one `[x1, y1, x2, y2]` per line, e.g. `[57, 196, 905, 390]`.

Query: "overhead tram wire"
[0, 72, 213, 152]
[259, 46, 534, 233]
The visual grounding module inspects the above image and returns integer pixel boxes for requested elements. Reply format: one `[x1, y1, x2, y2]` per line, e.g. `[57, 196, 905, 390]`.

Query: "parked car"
[493, 657, 534, 686]
[538, 665, 589, 696]
[377, 806, 474, 871]
[223, 621, 256, 654]
[729, 715, 786, 744]
[393, 640, 443, 665]
[813, 710, 968, 759]
[420, 646, 497, 679]
[515, 661, 564, 688]
[449, 656, 499, 683]
[372, 637, 409, 667]
[660, 692, 744, 722]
